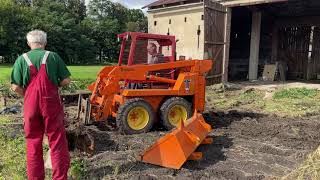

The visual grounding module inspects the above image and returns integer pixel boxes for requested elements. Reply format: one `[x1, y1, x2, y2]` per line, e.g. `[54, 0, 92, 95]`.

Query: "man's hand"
[11, 84, 25, 96]
[60, 77, 71, 87]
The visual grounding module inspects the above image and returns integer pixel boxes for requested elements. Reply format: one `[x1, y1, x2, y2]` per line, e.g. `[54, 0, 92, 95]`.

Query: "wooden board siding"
[278, 26, 311, 80]
[311, 27, 320, 79]
[203, 0, 226, 84]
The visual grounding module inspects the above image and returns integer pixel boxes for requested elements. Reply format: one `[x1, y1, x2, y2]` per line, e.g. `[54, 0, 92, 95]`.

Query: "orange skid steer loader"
[78, 32, 214, 169]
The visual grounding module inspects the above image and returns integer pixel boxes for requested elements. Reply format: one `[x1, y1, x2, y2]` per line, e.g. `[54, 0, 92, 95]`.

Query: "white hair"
[26, 30, 47, 44]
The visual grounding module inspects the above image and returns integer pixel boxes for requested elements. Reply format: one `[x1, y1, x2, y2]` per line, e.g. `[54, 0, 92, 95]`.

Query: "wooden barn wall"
[274, 15, 320, 80]
[277, 26, 311, 80]
[311, 27, 320, 79]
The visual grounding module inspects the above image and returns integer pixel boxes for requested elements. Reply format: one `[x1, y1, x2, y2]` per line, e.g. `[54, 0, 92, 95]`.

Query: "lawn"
[0, 65, 12, 83]
[67, 65, 104, 80]
[0, 65, 104, 83]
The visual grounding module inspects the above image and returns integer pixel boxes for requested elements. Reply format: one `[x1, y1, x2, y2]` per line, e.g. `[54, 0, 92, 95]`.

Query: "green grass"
[0, 65, 12, 83]
[0, 128, 26, 179]
[0, 65, 105, 83]
[0, 65, 105, 93]
[67, 65, 104, 81]
[0, 116, 85, 179]
[207, 86, 320, 117]
[273, 88, 318, 99]
[206, 88, 265, 111]
[0, 116, 13, 125]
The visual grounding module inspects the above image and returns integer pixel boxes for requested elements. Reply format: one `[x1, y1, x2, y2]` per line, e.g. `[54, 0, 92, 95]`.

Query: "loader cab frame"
[117, 32, 176, 66]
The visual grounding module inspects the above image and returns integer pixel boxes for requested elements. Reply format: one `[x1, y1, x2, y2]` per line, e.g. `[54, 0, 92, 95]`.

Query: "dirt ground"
[1, 84, 319, 179]
[64, 102, 320, 179]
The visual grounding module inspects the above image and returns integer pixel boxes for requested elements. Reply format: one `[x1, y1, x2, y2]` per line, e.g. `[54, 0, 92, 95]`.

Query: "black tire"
[116, 98, 155, 134]
[160, 97, 192, 130]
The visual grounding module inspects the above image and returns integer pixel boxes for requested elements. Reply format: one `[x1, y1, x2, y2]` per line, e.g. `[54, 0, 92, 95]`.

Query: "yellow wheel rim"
[168, 105, 188, 127]
[127, 107, 149, 130]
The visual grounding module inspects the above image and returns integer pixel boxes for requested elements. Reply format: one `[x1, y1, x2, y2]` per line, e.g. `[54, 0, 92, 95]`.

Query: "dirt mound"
[65, 107, 320, 180]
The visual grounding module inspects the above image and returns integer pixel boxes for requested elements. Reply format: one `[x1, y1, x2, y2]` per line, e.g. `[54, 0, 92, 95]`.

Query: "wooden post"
[222, 8, 232, 83]
[249, 11, 262, 81]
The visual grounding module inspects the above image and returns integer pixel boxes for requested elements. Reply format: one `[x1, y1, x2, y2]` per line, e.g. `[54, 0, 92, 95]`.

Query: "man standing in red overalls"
[11, 30, 71, 179]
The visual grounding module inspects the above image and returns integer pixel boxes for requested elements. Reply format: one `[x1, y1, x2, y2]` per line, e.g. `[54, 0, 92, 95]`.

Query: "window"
[154, 21, 157, 26]
[201, 15, 204, 20]
[169, 19, 171, 24]
[184, 17, 187, 22]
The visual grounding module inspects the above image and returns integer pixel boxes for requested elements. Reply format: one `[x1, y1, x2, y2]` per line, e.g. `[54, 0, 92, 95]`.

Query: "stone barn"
[144, 0, 320, 83]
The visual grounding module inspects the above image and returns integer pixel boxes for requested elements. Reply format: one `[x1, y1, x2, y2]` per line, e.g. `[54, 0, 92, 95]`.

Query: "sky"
[85, 0, 155, 10]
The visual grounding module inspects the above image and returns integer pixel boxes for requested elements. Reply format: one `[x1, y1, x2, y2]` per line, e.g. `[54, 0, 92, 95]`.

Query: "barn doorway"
[227, 0, 320, 82]
[228, 7, 252, 81]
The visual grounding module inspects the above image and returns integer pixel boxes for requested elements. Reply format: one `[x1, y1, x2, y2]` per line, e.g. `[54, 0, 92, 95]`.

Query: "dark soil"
[64, 105, 320, 180]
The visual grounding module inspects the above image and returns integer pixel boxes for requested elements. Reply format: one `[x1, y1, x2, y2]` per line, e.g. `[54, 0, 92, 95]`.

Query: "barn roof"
[143, 0, 288, 9]
[142, 0, 187, 9]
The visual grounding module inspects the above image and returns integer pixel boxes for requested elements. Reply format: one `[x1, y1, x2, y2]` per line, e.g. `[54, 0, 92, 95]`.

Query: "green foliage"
[126, 9, 148, 32]
[61, 79, 94, 93]
[0, 0, 147, 64]
[0, 0, 32, 61]
[69, 158, 86, 180]
[273, 88, 318, 99]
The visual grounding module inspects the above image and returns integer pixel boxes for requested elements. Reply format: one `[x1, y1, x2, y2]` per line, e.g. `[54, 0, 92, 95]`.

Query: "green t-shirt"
[11, 48, 71, 88]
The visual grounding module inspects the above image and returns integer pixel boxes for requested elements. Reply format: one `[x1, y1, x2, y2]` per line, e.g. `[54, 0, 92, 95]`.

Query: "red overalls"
[22, 51, 70, 180]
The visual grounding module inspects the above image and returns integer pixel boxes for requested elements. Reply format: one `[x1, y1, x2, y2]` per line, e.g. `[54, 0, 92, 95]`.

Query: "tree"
[86, 0, 127, 63]
[0, 0, 148, 64]
[0, 0, 33, 62]
[126, 9, 148, 32]
[81, 17, 121, 63]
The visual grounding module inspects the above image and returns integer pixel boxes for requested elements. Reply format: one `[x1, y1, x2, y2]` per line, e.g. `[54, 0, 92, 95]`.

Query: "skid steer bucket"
[140, 112, 212, 169]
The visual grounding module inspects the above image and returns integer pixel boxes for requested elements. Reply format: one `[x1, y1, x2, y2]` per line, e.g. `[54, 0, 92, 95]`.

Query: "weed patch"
[69, 158, 87, 180]
[273, 88, 318, 99]
[61, 79, 94, 93]
[0, 129, 26, 179]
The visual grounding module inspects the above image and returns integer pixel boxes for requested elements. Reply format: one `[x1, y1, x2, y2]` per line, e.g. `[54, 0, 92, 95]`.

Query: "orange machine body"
[79, 32, 215, 169]
[88, 60, 213, 122]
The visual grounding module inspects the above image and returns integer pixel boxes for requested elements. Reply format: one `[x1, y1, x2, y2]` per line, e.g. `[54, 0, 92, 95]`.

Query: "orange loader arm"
[88, 60, 212, 121]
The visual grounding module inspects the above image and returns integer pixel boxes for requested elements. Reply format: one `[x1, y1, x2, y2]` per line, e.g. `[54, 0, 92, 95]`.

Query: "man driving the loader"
[11, 30, 71, 180]
[147, 43, 163, 64]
